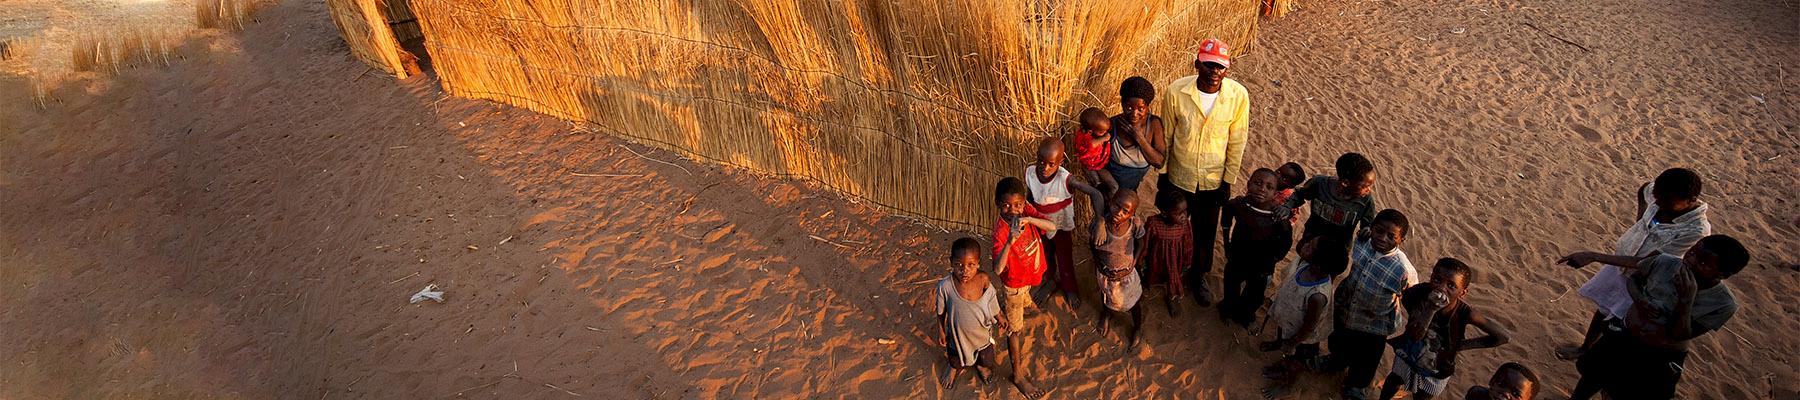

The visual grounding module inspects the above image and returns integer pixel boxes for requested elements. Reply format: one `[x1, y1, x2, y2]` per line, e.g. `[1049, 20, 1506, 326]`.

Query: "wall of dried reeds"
[327, 0, 412, 78]
[401, 0, 1258, 230]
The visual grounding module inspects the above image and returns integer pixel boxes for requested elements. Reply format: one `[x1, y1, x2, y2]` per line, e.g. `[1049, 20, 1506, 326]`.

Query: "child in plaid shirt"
[1327, 209, 1419, 400]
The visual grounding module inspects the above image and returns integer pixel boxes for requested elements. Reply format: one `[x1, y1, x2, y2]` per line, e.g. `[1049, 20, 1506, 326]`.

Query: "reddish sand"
[1, 0, 1796, 399]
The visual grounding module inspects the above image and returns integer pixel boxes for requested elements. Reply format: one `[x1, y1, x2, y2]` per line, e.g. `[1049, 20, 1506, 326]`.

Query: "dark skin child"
[1259, 237, 1331, 353]
[1277, 164, 1305, 190]
[1556, 244, 1723, 350]
[940, 251, 1001, 388]
[1367, 218, 1404, 254]
[1091, 191, 1145, 348]
[1223, 171, 1279, 244]
[992, 192, 1051, 399]
[1467, 368, 1538, 400]
[1557, 180, 1703, 360]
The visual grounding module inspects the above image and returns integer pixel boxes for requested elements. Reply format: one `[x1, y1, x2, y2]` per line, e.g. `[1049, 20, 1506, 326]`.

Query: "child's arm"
[1459, 310, 1510, 351]
[1069, 180, 1106, 220]
[992, 228, 1017, 276]
[1219, 199, 1238, 244]
[1662, 265, 1705, 342]
[1634, 182, 1650, 222]
[1096, 169, 1119, 195]
[1019, 217, 1057, 232]
[1090, 216, 1108, 247]
[1557, 251, 1653, 270]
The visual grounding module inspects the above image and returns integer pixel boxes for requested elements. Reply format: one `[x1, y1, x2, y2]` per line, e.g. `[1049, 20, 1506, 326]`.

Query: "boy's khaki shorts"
[1002, 285, 1035, 332]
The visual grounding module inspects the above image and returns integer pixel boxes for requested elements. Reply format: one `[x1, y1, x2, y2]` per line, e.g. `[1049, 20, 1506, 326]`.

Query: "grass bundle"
[70, 29, 180, 73]
[327, 0, 414, 78]
[1264, 0, 1298, 18]
[196, 0, 268, 31]
[383, 0, 1257, 229]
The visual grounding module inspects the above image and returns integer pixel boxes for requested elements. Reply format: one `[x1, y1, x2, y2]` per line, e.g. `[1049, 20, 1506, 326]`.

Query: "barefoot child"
[1559, 235, 1749, 400]
[1259, 235, 1345, 394]
[937, 238, 1003, 389]
[1026, 138, 1107, 306]
[1068, 107, 1115, 193]
[1466, 362, 1541, 400]
[1091, 189, 1146, 347]
[1280, 153, 1377, 274]
[1138, 189, 1193, 316]
[991, 177, 1056, 399]
[1218, 168, 1295, 327]
[1380, 258, 1511, 400]
[1328, 209, 1418, 400]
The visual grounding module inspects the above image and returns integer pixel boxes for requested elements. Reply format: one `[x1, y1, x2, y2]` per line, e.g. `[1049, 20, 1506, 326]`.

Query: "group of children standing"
[939, 124, 1523, 399]
[933, 44, 1752, 399]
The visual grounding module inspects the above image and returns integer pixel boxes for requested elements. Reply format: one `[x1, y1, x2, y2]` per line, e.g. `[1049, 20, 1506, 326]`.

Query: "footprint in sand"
[1571, 123, 1606, 143]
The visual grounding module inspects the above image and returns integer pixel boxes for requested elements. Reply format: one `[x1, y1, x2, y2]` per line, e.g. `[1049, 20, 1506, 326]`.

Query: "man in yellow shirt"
[1158, 38, 1250, 307]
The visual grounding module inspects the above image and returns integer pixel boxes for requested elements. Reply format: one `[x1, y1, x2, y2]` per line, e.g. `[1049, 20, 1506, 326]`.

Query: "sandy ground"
[2, 0, 1797, 399]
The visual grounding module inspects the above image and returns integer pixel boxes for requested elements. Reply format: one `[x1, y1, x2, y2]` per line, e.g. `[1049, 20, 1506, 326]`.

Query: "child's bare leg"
[1128, 305, 1145, 348]
[1007, 335, 1043, 398]
[941, 365, 963, 389]
[974, 346, 996, 385]
[1377, 373, 1404, 400]
[1095, 305, 1111, 336]
[1556, 311, 1607, 360]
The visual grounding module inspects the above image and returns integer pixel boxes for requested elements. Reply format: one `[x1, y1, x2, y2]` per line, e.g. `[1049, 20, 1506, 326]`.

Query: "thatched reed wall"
[400, 0, 1258, 230]
[327, 0, 412, 78]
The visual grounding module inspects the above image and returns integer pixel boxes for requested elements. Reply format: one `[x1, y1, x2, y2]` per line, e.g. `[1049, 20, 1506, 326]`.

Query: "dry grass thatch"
[196, 0, 269, 31]
[327, 0, 414, 79]
[396, 0, 1258, 230]
[70, 29, 182, 74]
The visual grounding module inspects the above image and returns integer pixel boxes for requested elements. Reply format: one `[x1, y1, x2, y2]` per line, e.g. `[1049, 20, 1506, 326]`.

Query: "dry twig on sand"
[1522, 21, 1591, 52]
[620, 145, 691, 175]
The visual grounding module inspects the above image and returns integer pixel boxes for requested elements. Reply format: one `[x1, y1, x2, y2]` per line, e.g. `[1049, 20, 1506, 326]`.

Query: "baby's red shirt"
[1070, 131, 1110, 171]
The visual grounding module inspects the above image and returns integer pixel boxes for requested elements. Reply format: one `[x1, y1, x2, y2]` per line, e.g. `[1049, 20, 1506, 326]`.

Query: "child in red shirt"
[991, 177, 1055, 399]
[1069, 107, 1115, 193]
[1274, 162, 1306, 225]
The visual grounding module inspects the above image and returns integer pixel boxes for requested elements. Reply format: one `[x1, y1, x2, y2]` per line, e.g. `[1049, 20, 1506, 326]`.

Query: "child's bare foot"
[1012, 376, 1047, 399]
[1553, 344, 1586, 361]
[941, 366, 960, 389]
[975, 366, 993, 385]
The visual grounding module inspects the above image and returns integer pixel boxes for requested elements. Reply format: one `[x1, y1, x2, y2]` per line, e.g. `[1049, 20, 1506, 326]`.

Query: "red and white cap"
[1196, 38, 1231, 67]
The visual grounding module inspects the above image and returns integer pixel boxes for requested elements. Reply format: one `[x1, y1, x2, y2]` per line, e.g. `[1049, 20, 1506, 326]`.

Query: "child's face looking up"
[1035, 152, 1065, 180]
[952, 252, 981, 282]
[1429, 269, 1470, 309]
[998, 193, 1030, 218]
[1247, 172, 1278, 205]
[1369, 220, 1404, 253]
[1278, 166, 1305, 189]
[1680, 243, 1722, 280]
[1485, 370, 1536, 400]
[1163, 198, 1189, 225]
[1339, 171, 1376, 198]
[1108, 195, 1137, 224]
